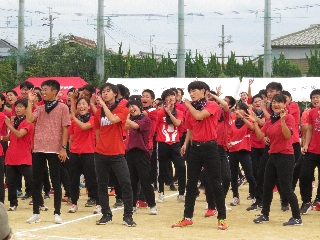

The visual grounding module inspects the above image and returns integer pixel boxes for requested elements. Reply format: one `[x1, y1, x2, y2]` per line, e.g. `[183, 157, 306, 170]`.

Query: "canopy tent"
[12, 77, 88, 101]
[238, 77, 320, 102]
[107, 78, 241, 99]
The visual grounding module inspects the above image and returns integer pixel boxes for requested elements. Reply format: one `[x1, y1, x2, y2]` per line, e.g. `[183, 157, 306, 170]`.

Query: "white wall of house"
[272, 46, 320, 59]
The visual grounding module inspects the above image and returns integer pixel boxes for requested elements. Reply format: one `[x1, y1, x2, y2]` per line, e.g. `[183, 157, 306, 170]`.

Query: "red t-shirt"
[229, 119, 252, 152]
[216, 108, 230, 150]
[156, 108, 183, 144]
[0, 113, 5, 155]
[145, 107, 158, 150]
[175, 101, 188, 137]
[307, 107, 320, 154]
[94, 105, 128, 155]
[5, 120, 34, 165]
[288, 102, 300, 143]
[301, 109, 310, 127]
[0, 110, 11, 136]
[119, 99, 129, 147]
[185, 101, 220, 142]
[251, 118, 265, 149]
[69, 116, 95, 154]
[261, 115, 294, 154]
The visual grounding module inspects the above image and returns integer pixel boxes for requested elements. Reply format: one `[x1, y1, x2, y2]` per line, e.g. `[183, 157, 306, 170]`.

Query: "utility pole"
[150, 35, 155, 53]
[96, 0, 105, 82]
[263, 0, 272, 77]
[219, 25, 232, 67]
[17, 0, 25, 74]
[177, 0, 185, 78]
[41, 8, 56, 46]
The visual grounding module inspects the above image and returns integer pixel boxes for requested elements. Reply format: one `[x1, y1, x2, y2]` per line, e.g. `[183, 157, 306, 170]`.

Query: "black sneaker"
[85, 199, 96, 207]
[122, 216, 136, 227]
[313, 198, 319, 207]
[169, 184, 177, 191]
[253, 214, 269, 223]
[113, 199, 124, 208]
[281, 205, 289, 212]
[300, 202, 312, 215]
[247, 194, 253, 200]
[96, 215, 113, 225]
[283, 217, 303, 226]
[21, 193, 31, 200]
[246, 204, 260, 211]
[44, 193, 50, 199]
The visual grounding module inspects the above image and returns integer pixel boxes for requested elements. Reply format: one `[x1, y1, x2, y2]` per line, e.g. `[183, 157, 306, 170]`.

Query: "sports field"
[6, 184, 320, 240]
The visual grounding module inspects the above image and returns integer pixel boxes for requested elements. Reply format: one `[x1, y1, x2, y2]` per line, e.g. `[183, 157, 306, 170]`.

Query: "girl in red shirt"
[68, 98, 100, 214]
[250, 94, 302, 226]
[228, 102, 256, 207]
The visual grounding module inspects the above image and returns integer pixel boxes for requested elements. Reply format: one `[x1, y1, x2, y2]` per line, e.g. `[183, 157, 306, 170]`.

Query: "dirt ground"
[5, 183, 320, 240]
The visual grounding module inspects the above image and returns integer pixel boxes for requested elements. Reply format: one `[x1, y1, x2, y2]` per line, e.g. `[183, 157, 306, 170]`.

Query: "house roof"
[0, 39, 17, 57]
[68, 35, 97, 48]
[272, 24, 320, 47]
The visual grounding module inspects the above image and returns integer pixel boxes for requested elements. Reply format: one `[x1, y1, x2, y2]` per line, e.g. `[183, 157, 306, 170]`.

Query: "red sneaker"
[50, 189, 54, 195]
[4, 183, 7, 189]
[136, 200, 148, 208]
[108, 189, 115, 196]
[61, 196, 68, 202]
[273, 186, 278, 193]
[316, 202, 320, 211]
[218, 219, 228, 230]
[171, 218, 193, 228]
[205, 209, 217, 217]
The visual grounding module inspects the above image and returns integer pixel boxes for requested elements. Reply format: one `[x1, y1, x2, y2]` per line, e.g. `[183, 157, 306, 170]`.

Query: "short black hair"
[155, 98, 162, 102]
[225, 96, 236, 108]
[129, 95, 141, 101]
[82, 84, 96, 97]
[99, 83, 119, 97]
[67, 88, 76, 94]
[6, 89, 18, 97]
[258, 89, 267, 96]
[177, 88, 184, 96]
[36, 92, 42, 102]
[41, 79, 60, 93]
[266, 82, 282, 92]
[76, 97, 90, 108]
[210, 90, 217, 96]
[310, 89, 320, 100]
[240, 92, 248, 96]
[142, 89, 155, 100]
[272, 94, 286, 104]
[34, 87, 42, 92]
[161, 89, 175, 101]
[116, 84, 127, 97]
[170, 87, 178, 95]
[236, 102, 249, 114]
[20, 81, 34, 90]
[282, 90, 291, 98]
[0, 93, 6, 103]
[251, 94, 263, 104]
[14, 99, 28, 108]
[187, 81, 210, 92]
[157, 100, 163, 107]
[126, 100, 143, 111]
[124, 87, 130, 100]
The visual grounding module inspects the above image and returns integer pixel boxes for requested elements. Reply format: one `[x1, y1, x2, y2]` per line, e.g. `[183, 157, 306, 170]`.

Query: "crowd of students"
[0, 78, 319, 230]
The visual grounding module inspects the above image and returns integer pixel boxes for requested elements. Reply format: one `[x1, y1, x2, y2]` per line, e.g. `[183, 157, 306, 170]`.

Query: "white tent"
[107, 78, 241, 99]
[238, 77, 320, 102]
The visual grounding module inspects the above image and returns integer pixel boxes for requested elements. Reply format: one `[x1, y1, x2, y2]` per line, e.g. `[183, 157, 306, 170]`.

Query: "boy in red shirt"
[94, 83, 136, 227]
[155, 89, 186, 203]
[172, 81, 227, 230]
[26, 80, 70, 224]
[3, 99, 34, 211]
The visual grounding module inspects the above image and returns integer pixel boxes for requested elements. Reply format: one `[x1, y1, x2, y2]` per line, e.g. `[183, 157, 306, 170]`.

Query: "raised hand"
[27, 89, 37, 102]
[249, 78, 254, 85]
[280, 108, 288, 119]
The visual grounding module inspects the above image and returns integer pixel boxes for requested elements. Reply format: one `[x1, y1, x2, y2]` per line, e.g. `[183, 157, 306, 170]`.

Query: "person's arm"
[248, 79, 254, 99]
[248, 110, 265, 139]
[165, 104, 181, 127]
[236, 110, 254, 130]
[4, 116, 28, 138]
[184, 99, 211, 120]
[96, 96, 121, 124]
[302, 124, 312, 154]
[126, 118, 140, 130]
[71, 111, 93, 130]
[256, 117, 265, 127]
[212, 94, 228, 112]
[58, 126, 68, 162]
[301, 124, 308, 146]
[26, 90, 36, 123]
[180, 129, 193, 156]
[0, 135, 10, 141]
[280, 109, 292, 139]
[90, 94, 97, 114]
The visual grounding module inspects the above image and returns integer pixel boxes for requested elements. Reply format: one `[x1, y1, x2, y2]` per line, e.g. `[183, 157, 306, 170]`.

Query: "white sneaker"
[54, 214, 63, 224]
[39, 204, 49, 211]
[8, 205, 17, 211]
[157, 192, 164, 203]
[205, 204, 208, 210]
[132, 207, 137, 214]
[26, 214, 41, 223]
[93, 205, 101, 214]
[68, 204, 78, 213]
[225, 204, 232, 211]
[177, 195, 185, 202]
[150, 206, 158, 215]
[230, 197, 240, 206]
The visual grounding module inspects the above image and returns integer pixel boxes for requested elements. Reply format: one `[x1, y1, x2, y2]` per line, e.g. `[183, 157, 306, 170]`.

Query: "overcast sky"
[1, 0, 319, 60]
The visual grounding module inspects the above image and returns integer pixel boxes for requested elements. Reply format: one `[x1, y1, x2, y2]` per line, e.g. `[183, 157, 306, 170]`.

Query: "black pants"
[94, 153, 133, 217]
[205, 145, 231, 209]
[7, 165, 33, 206]
[150, 135, 158, 184]
[0, 156, 4, 203]
[69, 153, 99, 205]
[42, 164, 51, 194]
[299, 152, 320, 204]
[109, 168, 122, 200]
[60, 161, 71, 197]
[157, 142, 186, 196]
[251, 148, 264, 181]
[229, 150, 256, 198]
[184, 141, 226, 219]
[126, 148, 156, 207]
[261, 154, 300, 219]
[32, 153, 62, 215]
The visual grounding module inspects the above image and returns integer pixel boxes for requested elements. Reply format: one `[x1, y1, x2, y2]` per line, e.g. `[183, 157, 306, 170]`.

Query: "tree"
[224, 51, 239, 77]
[207, 54, 221, 77]
[272, 53, 302, 77]
[306, 43, 320, 77]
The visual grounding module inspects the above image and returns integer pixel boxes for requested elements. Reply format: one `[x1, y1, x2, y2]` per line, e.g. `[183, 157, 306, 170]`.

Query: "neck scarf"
[143, 105, 153, 110]
[130, 113, 144, 121]
[78, 112, 91, 123]
[235, 118, 245, 129]
[13, 115, 26, 129]
[191, 98, 207, 111]
[254, 109, 264, 119]
[101, 101, 119, 119]
[270, 112, 281, 124]
[218, 108, 225, 122]
[166, 107, 177, 124]
[44, 100, 59, 114]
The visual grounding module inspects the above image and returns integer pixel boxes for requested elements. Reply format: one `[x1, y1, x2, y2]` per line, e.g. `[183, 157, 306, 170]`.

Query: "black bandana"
[166, 107, 177, 124]
[78, 112, 91, 123]
[270, 112, 281, 124]
[13, 115, 26, 129]
[130, 113, 144, 121]
[143, 105, 153, 110]
[218, 108, 225, 122]
[191, 98, 207, 111]
[254, 109, 264, 119]
[44, 100, 59, 114]
[101, 101, 119, 119]
[235, 118, 245, 129]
